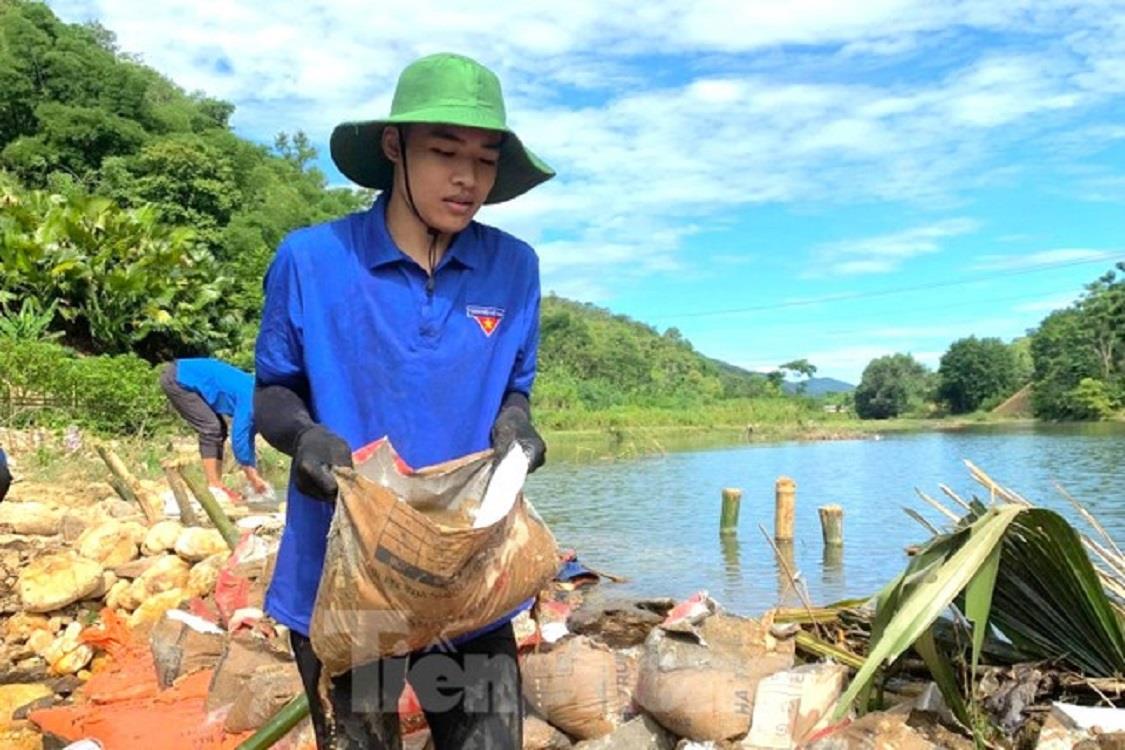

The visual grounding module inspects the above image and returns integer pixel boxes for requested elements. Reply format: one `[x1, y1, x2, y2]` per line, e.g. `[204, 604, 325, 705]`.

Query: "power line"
[742, 286, 1082, 336]
[652, 254, 1124, 321]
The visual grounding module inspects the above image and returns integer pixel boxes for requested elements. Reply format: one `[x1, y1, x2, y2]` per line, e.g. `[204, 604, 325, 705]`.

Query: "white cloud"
[973, 248, 1121, 271]
[44, 0, 1125, 300]
[809, 218, 979, 276]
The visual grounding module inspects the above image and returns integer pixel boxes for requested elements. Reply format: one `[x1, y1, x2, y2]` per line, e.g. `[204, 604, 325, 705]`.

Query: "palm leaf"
[833, 506, 1021, 718]
[835, 492, 1125, 722]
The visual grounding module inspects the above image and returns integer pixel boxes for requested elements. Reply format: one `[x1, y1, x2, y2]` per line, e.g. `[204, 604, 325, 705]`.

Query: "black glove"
[490, 391, 546, 472]
[293, 425, 353, 502]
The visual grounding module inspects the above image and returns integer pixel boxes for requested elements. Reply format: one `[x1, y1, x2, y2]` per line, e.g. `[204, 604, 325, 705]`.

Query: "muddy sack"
[521, 635, 638, 739]
[635, 613, 796, 742]
[310, 439, 558, 676]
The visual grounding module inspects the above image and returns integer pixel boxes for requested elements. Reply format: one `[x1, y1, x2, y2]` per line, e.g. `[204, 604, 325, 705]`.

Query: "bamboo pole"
[236, 694, 309, 750]
[95, 444, 162, 524]
[177, 467, 240, 550]
[774, 476, 796, 542]
[818, 504, 844, 546]
[161, 461, 200, 527]
[720, 487, 741, 535]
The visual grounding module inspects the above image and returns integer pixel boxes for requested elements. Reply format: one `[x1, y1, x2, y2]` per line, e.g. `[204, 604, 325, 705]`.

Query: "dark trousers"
[160, 362, 227, 461]
[290, 624, 522, 750]
[0, 452, 10, 502]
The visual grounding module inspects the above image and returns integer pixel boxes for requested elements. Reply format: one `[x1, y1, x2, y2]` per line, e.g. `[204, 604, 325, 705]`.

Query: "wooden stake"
[822, 542, 843, 571]
[818, 504, 844, 546]
[162, 461, 200, 527]
[775, 476, 796, 542]
[720, 487, 742, 535]
[95, 444, 161, 525]
[177, 467, 240, 550]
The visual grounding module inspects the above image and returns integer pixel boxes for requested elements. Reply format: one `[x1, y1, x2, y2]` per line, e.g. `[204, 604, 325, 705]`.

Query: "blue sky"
[50, 0, 1125, 382]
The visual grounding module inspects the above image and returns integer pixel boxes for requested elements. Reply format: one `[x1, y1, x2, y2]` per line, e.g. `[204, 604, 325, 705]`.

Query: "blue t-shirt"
[255, 194, 541, 637]
[175, 358, 257, 467]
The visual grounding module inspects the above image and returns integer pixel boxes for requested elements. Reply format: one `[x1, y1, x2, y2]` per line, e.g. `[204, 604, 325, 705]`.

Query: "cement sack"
[635, 613, 796, 742]
[521, 636, 637, 739]
[310, 439, 558, 676]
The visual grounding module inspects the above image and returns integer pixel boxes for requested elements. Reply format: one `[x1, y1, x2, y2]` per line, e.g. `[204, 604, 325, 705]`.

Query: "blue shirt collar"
[362, 193, 477, 271]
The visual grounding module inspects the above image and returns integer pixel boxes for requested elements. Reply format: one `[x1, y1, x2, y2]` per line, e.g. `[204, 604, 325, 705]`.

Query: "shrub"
[0, 339, 170, 433]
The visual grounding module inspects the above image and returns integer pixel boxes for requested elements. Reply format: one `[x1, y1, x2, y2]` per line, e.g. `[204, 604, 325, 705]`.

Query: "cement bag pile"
[521, 635, 638, 740]
[635, 595, 797, 742]
[311, 439, 558, 675]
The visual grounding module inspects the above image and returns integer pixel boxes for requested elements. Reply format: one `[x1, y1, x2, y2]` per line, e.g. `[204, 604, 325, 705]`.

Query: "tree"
[780, 358, 817, 380]
[1028, 266, 1124, 420]
[1079, 264, 1125, 382]
[119, 134, 238, 242]
[274, 131, 318, 171]
[937, 336, 1018, 414]
[1068, 378, 1116, 420]
[1029, 308, 1100, 419]
[1010, 337, 1034, 385]
[765, 370, 785, 392]
[781, 358, 817, 393]
[854, 353, 930, 419]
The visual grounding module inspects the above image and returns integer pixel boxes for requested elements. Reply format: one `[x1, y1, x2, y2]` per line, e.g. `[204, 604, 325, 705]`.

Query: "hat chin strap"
[397, 125, 442, 293]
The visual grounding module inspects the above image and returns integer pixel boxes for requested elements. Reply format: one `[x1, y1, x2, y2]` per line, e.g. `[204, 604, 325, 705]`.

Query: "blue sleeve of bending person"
[231, 394, 257, 468]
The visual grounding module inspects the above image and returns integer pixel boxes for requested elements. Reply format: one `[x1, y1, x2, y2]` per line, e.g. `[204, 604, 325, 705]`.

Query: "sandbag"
[521, 636, 637, 740]
[223, 661, 303, 732]
[310, 439, 558, 676]
[635, 613, 796, 742]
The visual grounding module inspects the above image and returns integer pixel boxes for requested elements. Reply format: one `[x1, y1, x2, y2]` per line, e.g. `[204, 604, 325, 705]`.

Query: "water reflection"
[822, 544, 845, 592]
[719, 534, 742, 602]
[772, 540, 804, 608]
[527, 423, 1125, 616]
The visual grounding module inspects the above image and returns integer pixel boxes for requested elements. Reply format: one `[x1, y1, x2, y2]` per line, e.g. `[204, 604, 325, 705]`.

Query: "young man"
[160, 358, 270, 502]
[254, 53, 552, 748]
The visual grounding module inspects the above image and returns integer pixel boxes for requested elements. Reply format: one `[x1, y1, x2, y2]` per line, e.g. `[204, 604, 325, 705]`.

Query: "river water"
[524, 423, 1125, 615]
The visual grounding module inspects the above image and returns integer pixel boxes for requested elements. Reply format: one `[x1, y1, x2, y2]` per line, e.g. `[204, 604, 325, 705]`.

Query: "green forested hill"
[536, 296, 770, 412]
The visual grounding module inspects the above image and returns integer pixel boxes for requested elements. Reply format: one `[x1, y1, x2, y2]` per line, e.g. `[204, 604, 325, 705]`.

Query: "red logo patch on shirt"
[466, 305, 504, 337]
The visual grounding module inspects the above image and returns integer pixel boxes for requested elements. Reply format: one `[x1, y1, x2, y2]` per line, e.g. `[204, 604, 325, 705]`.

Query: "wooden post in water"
[720, 488, 742, 535]
[819, 504, 844, 547]
[775, 476, 796, 542]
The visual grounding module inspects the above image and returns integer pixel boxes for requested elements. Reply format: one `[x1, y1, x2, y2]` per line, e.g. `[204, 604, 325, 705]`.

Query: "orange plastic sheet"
[30, 609, 255, 750]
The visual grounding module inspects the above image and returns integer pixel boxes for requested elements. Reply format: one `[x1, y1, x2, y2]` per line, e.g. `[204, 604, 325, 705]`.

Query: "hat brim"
[330, 115, 554, 204]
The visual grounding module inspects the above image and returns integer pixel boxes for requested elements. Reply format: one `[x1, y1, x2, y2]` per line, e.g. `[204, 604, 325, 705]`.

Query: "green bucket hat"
[330, 53, 554, 204]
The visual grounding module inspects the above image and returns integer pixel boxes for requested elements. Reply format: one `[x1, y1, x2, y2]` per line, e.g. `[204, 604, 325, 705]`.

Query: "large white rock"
[76, 520, 139, 567]
[174, 527, 228, 562]
[143, 520, 183, 555]
[187, 553, 227, 597]
[0, 502, 62, 536]
[40, 621, 94, 675]
[122, 554, 190, 609]
[18, 553, 104, 613]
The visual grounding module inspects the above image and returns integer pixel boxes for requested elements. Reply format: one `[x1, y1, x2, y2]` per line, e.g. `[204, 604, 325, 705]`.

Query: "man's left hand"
[491, 392, 546, 472]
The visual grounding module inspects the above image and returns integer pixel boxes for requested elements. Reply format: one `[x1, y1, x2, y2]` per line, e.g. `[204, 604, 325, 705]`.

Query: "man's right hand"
[293, 425, 353, 502]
